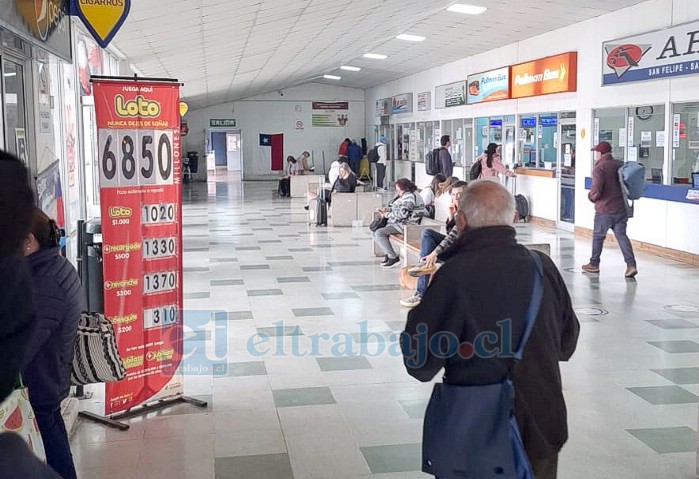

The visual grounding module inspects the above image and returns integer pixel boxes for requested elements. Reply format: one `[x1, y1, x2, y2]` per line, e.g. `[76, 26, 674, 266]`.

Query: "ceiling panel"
[113, 0, 648, 109]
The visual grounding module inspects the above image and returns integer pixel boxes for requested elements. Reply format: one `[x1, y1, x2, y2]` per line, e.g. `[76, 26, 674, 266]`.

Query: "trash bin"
[186, 151, 199, 173]
[78, 219, 104, 313]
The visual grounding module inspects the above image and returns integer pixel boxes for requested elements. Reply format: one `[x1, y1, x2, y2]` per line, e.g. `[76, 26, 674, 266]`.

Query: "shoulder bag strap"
[514, 250, 545, 361]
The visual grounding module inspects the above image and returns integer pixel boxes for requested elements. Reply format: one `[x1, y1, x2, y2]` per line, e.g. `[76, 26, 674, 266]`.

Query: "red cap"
[591, 141, 612, 154]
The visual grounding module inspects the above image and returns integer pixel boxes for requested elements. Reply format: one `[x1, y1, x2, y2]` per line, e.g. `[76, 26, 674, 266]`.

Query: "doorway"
[207, 128, 243, 178]
[558, 121, 576, 230]
[211, 132, 227, 166]
[2, 58, 27, 163]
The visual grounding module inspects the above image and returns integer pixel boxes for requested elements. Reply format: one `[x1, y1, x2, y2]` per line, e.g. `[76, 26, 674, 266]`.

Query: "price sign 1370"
[99, 129, 175, 187]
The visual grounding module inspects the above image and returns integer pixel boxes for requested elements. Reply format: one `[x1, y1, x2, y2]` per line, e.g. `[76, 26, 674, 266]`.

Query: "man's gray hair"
[458, 179, 516, 228]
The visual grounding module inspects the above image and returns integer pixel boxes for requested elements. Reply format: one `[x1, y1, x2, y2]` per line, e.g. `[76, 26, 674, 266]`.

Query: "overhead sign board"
[417, 92, 431, 111]
[0, 0, 72, 60]
[210, 119, 236, 128]
[391, 93, 413, 114]
[376, 98, 390, 116]
[511, 52, 578, 99]
[71, 0, 131, 48]
[603, 20, 699, 85]
[467, 67, 510, 104]
[435, 81, 466, 109]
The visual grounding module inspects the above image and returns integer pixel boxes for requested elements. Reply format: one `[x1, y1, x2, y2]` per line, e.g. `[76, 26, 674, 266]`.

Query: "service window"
[671, 103, 699, 185]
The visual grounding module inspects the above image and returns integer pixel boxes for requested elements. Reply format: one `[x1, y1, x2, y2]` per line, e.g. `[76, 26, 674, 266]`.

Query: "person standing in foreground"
[0, 152, 62, 479]
[375, 135, 389, 191]
[402, 180, 580, 479]
[583, 141, 637, 277]
[22, 207, 83, 479]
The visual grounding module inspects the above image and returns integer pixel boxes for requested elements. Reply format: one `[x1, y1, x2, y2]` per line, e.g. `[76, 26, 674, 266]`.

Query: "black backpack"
[469, 159, 482, 180]
[515, 194, 529, 222]
[367, 146, 380, 163]
[425, 148, 441, 175]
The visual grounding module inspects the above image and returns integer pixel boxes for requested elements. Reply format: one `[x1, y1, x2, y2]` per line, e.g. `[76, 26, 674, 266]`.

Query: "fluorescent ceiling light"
[447, 3, 487, 14]
[363, 53, 387, 60]
[340, 65, 361, 72]
[396, 34, 426, 42]
[323, 74, 341, 80]
[3, 72, 17, 77]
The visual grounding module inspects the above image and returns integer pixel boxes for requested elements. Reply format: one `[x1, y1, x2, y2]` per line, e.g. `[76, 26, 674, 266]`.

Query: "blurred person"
[375, 136, 388, 190]
[22, 207, 83, 479]
[346, 140, 362, 174]
[278, 156, 299, 197]
[420, 174, 447, 219]
[439, 135, 453, 177]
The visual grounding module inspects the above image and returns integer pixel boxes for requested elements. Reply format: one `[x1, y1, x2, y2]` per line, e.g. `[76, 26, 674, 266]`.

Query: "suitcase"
[308, 177, 327, 226]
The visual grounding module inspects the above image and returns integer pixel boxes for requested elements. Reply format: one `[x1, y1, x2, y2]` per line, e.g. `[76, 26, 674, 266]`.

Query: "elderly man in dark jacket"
[583, 141, 637, 277]
[402, 179, 580, 479]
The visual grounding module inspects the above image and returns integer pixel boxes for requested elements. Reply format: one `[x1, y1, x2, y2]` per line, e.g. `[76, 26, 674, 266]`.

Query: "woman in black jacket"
[22, 207, 83, 479]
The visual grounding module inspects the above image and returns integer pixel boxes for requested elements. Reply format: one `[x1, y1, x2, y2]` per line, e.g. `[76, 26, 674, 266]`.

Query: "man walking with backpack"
[371, 135, 388, 191]
[439, 135, 453, 177]
[583, 141, 638, 278]
[401, 180, 580, 479]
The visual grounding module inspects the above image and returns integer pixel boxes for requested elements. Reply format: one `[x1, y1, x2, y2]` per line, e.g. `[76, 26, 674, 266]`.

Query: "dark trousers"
[590, 212, 636, 266]
[375, 163, 386, 188]
[417, 229, 445, 296]
[531, 453, 559, 479]
[349, 158, 359, 174]
[278, 178, 290, 197]
[35, 404, 77, 479]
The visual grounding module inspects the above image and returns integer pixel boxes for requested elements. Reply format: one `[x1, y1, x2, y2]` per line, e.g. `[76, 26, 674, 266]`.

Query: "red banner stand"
[75, 75, 206, 431]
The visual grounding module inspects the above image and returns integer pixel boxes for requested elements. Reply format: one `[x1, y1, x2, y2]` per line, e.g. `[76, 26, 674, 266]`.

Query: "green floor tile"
[651, 367, 699, 385]
[360, 443, 422, 474]
[272, 387, 336, 408]
[627, 427, 697, 454]
[316, 356, 373, 371]
[627, 386, 698, 405]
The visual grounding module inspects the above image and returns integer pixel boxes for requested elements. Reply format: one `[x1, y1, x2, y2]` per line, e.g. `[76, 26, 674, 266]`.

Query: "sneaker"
[408, 263, 437, 277]
[304, 205, 309, 211]
[625, 265, 638, 278]
[381, 256, 401, 269]
[379, 255, 389, 266]
[582, 263, 600, 273]
[400, 293, 422, 308]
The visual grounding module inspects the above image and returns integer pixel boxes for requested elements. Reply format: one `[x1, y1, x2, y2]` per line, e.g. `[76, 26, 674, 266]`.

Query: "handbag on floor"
[71, 312, 127, 385]
[0, 376, 46, 461]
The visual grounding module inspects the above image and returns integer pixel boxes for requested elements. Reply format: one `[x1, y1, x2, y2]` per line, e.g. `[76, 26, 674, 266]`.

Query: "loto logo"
[16, 0, 65, 41]
[108, 206, 132, 218]
[115, 95, 161, 118]
[606, 43, 652, 78]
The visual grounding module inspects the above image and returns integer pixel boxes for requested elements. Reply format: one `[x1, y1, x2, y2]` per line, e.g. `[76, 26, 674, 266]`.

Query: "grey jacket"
[387, 192, 425, 225]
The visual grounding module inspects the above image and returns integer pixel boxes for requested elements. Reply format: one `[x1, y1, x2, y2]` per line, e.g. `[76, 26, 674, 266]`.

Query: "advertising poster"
[312, 101, 349, 127]
[77, 32, 103, 96]
[92, 79, 184, 415]
[417, 92, 431, 111]
[467, 67, 510, 104]
[511, 52, 578, 99]
[35, 160, 65, 229]
[603, 20, 699, 86]
[391, 93, 413, 114]
[376, 98, 390, 116]
[435, 81, 466, 109]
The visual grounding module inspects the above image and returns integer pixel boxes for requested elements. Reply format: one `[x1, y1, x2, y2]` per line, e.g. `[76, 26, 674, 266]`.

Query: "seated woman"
[433, 176, 459, 223]
[278, 156, 299, 197]
[22, 207, 83, 479]
[298, 151, 313, 173]
[373, 178, 425, 270]
[306, 163, 356, 209]
[420, 174, 446, 219]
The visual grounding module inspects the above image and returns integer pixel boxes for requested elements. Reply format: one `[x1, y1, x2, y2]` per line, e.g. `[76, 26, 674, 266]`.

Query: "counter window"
[593, 105, 666, 183]
[671, 103, 699, 185]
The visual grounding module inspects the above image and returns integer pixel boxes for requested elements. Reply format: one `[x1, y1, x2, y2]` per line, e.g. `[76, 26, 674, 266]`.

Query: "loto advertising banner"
[603, 20, 699, 86]
[92, 79, 184, 415]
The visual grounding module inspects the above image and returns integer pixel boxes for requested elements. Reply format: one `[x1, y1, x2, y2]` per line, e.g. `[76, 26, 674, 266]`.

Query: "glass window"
[593, 107, 626, 162]
[519, 116, 537, 167]
[3, 60, 27, 165]
[627, 104, 665, 182]
[671, 103, 699, 185]
[475, 117, 488, 158]
[416, 122, 427, 161]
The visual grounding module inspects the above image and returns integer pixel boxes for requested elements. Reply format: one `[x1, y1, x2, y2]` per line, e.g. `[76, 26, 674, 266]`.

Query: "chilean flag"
[260, 133, 284, 171]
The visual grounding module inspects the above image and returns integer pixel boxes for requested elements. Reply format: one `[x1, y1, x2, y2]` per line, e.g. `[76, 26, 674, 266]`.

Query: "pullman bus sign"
[603, 20, 699, 85]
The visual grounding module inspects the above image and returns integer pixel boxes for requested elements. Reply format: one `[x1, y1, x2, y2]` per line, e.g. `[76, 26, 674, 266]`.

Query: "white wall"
[365, 0, 699, 255]
[184, 83, 365, 180]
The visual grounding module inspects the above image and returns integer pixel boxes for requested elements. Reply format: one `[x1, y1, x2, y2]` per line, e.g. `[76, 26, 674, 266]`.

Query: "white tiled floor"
[71, 178, 699, 479]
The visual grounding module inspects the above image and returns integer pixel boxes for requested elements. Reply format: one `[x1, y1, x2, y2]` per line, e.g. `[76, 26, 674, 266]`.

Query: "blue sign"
[490, 119, 503, 127]
[521, 118, 537, 128]
[466, 67, 510, 104]
[540, 116, 558, 127]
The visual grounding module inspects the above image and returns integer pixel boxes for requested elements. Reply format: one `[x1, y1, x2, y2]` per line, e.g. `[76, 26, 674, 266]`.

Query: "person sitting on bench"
[278, 156, 299, 197]
[305, 163, 356, 209]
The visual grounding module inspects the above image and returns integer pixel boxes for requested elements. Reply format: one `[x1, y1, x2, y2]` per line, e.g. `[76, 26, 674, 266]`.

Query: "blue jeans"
[35, 404, 77, 479]
[590, 212, 636, 267]
[417, 229, 445, 296]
